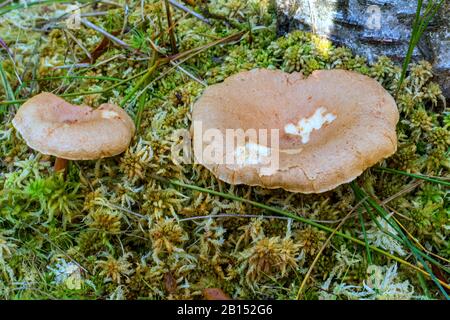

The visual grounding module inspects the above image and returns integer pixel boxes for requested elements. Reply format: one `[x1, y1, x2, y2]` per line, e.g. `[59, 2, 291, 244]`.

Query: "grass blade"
[351, 182, 450, 299]
[148, 174, 450, 290]
[0, 0, 91, 15]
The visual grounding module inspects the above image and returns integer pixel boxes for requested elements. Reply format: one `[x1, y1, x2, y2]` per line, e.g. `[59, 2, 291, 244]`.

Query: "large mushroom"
[192, 69, 399, 193]
[12, 92, 135, 172]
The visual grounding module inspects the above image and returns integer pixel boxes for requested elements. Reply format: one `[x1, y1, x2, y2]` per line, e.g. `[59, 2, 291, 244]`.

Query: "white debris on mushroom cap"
[191, 68, 399, 193]
[12, 92, 135, 160]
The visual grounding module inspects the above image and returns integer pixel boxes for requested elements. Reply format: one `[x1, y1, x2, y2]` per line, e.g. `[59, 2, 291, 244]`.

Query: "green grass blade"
[396, 0, 444, 95]
[28, 75, 123, 82]
[351, 183, 450, 299]
[0, 61, 15, 110]
[397, 0, 423, 94]
[135, 91, 147, 128]
[353, 183, 450, 273]
[376, 167, 450, 186]
[147, 174, 450, 290]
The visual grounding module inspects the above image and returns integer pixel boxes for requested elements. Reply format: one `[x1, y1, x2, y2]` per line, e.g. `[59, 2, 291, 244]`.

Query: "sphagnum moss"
[0, 0, 449, 300]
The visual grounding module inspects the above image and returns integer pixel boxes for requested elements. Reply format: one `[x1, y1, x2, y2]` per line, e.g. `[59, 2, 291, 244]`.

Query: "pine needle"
[149, 173, 450, 291]
[377, 167, 450, 186]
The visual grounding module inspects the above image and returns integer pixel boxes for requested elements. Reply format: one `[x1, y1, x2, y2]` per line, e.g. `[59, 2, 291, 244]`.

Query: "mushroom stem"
[54, 157, 69, 173]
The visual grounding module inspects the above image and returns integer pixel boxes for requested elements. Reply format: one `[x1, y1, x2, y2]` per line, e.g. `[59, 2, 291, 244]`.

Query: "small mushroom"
[192, 69, 399, 193]
[12, 92, 135, 172]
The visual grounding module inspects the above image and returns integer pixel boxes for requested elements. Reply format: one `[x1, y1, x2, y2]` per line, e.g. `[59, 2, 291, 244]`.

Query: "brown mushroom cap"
[12, 92, 135, 160]
[192, 69, 399, 193]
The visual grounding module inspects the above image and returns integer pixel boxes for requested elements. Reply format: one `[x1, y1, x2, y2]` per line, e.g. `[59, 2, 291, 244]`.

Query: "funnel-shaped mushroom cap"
[192, 69, 399, 193]
[12, 92, 135, 160]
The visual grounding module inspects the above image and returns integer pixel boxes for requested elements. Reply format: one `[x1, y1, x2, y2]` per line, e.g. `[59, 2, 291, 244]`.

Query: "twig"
[101, 203, 146, 219]
[80, 11, 109, 17]
[381, 180, 423, 205]
[170, 61, 207, 86]
[91, 54, 125, 68]
[168, 0, 211, 25]
[120, 3, 129, 37]
[64, 29, 92, 62]
[148, 37, 207, 86]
